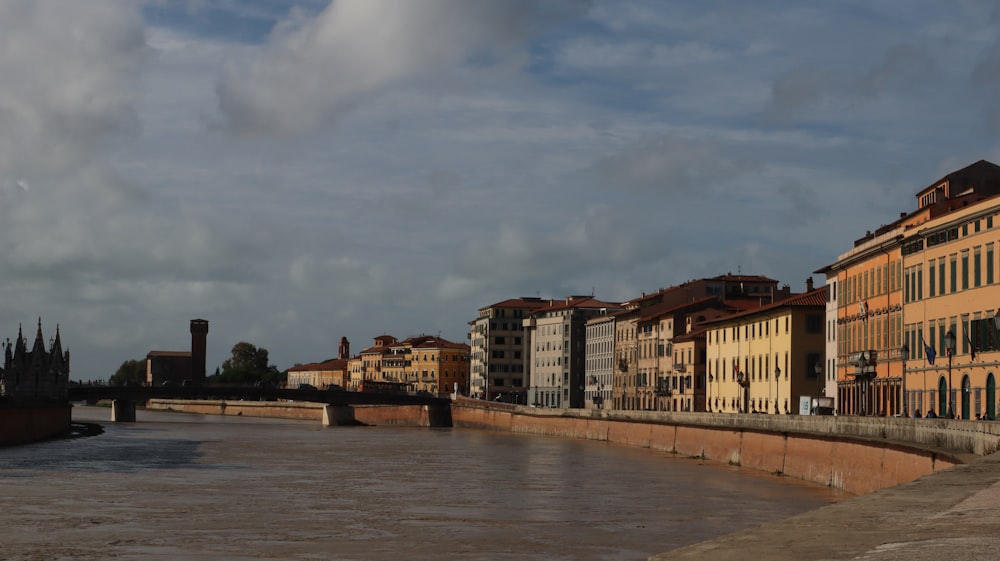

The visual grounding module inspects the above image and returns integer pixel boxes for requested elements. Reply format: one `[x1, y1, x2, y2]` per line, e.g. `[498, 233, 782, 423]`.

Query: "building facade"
[469, 297, 545, 403]
[705, 284, 826, 415]
[525, 296, 618, 408]
[584, 313, 616, 409]
[818, 160, 1000, 419]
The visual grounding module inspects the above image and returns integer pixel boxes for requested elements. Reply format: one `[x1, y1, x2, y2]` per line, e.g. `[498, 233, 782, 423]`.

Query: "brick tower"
[190, 319, 209, 382]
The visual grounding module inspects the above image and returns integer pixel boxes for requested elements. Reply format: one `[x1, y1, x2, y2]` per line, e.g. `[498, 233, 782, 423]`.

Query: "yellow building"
[286, 358, 348, 389]
[705, 284, 826, 414]
[818, 160, 1000, 419]
[404, 335, 471, 396]
[345, 334, 469, 396]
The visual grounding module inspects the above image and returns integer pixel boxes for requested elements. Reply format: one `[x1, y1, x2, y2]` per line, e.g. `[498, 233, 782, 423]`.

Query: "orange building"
[818, 160, 1000, 418]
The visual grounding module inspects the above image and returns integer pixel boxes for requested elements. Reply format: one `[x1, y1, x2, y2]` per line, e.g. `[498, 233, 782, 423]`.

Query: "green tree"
[212, 342, 284, 385]
[222, 341, 269, 373]
[109, 359, 146, 386]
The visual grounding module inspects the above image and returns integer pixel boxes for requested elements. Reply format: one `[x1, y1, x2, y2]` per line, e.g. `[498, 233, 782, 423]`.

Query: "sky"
[3, 0, 1000, 381]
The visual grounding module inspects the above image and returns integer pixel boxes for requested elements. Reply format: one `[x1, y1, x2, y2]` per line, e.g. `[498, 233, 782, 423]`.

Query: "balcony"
[849, 350, 878, 367]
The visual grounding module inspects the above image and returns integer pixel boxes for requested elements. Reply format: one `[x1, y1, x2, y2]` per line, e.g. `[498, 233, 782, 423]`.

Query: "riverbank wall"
[145, 399, 441, 427]
[141, 397, 1000, 495]
[449, 399, 1000, 495]
[0, 404, 72, 446]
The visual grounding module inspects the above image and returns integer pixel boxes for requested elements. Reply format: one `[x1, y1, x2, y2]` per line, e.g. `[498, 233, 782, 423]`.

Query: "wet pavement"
[650, 450, 1000, 561]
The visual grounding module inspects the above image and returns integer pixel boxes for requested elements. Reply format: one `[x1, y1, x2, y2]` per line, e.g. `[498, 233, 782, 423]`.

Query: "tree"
[110, 359, 146, 386]
[221, 342, 270, 373]
[212, 342, 284, 385]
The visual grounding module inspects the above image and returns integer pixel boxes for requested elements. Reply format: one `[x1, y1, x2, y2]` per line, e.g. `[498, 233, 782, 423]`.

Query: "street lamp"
[900, 344, 910, 417]
[814, 361, 823, 396]
[774, 366, 781, 414]
[857, 351, 869, 415]
[945, 330, 956, 418]
[736, 371, 749, 413]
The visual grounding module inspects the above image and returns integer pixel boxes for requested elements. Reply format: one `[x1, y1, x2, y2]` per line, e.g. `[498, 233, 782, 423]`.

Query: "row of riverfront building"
[292, 159, 1000, 419]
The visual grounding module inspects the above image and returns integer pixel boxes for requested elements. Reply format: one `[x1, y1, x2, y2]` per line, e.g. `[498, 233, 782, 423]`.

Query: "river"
[0, 406, 844, 560]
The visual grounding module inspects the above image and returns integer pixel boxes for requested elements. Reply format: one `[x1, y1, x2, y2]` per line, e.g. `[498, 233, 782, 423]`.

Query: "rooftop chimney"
[806, 277, 814, 292]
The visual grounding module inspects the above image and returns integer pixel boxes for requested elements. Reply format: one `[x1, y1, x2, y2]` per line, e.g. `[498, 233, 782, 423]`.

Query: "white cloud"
[216, 0, 591, 135]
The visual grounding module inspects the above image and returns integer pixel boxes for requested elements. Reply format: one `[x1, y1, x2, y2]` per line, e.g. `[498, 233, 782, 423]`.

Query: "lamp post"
[774, 366, 780, 414]
[857, 352, 869, 415]
[737, 371, 749, 413]
[900, 344, 910, 417]
[945, 330, 956, 418]
[814, 361, 823, 396]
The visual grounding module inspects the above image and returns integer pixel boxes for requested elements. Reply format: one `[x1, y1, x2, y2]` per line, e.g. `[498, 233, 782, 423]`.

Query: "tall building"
[146, 319, 209, 386]
[525, 296, 619, 408]
[584, 312, 616, 408]
[469, 297, 546, 403]
[817, 160, 1000, 419]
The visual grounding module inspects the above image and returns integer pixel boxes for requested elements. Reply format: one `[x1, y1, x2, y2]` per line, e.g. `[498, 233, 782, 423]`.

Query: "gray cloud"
[587, 136, 761, 195]
[216, 0, 591, 135]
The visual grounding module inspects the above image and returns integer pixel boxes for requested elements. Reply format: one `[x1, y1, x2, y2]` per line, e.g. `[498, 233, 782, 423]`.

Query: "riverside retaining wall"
[449, 399, 1000, 495]
[0, 404, 72, 446]
[142, 398, 1000, 495]
[146, 399, 442, 427]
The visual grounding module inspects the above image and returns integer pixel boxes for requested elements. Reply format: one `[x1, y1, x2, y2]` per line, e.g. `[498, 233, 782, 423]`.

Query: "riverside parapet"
[450, 398, 1000, 495]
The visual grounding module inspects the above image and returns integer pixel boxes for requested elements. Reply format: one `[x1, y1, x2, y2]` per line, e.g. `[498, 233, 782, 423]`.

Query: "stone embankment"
[0, 404, 72, 446]
[449, 399, 1000, 495]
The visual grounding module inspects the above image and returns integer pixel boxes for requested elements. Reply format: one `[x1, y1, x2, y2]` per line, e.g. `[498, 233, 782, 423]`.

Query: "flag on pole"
[921, 333, 936, 365]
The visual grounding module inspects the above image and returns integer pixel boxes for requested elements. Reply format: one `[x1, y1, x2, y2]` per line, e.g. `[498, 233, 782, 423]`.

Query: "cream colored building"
[584, 312, 616, 409]
[525, 296, 618, 408]
[705, 285, 826, 414]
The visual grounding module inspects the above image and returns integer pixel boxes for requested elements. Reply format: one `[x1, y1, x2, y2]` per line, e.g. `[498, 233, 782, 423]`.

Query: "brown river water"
[0, 406, 844, 561]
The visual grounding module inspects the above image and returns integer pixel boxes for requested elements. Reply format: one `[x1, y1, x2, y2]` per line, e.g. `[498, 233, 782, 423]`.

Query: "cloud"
[587, 135, 760, 195]
[0, 1, 145, 175]
[216, 0, 591, 135]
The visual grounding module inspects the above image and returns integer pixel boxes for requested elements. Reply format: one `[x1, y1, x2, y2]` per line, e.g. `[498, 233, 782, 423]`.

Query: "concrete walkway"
[650, 451, 1000, 561]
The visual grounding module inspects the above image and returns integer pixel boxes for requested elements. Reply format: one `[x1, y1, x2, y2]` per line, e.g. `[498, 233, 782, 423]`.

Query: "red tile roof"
[287, 358, 348, 372]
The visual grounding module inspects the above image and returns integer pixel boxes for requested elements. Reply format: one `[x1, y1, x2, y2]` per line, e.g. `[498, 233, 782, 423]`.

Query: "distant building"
[609, 275, 779, 412]
[346, 334, 470, 396]
[525, 296, 620, 408]
[146, 319, 209, 386]
[469, 297, 547, 402]
[0, 320, 69, 403]
[287, 337, 350, 389]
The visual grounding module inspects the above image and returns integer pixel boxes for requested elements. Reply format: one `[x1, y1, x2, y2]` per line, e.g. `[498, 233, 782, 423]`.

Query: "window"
[929, 262, 936, 297]
[950, 255, 957, 293]
[962, 251, 969, 290]
[974, 247, 982, 288]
